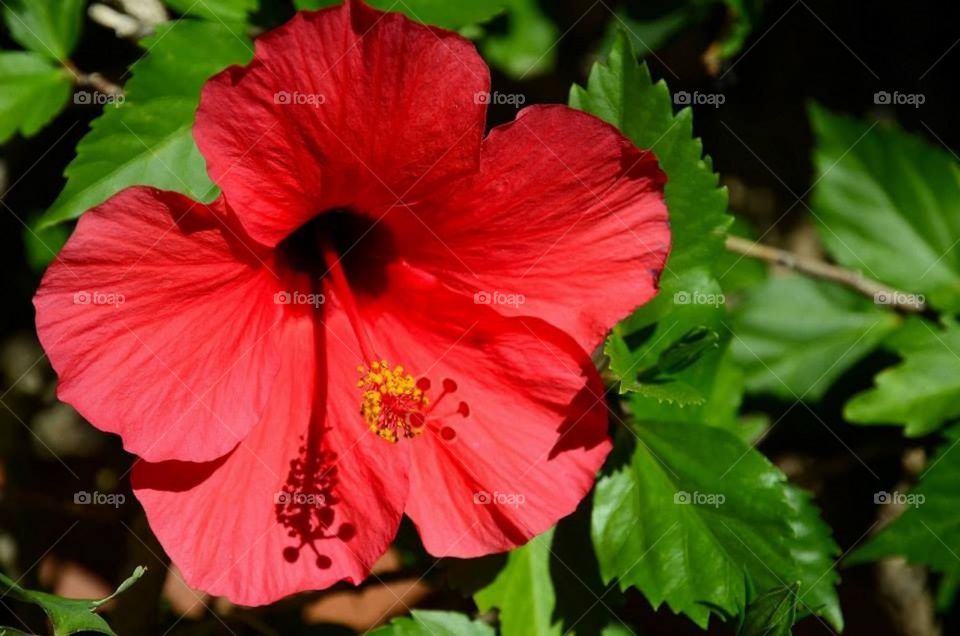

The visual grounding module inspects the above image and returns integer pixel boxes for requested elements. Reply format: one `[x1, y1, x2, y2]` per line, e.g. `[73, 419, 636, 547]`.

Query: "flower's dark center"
[280, 209, 470, 445]
[279, 208, 396, 297]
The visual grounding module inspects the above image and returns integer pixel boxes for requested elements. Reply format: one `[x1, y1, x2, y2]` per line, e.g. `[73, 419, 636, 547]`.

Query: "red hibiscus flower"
[33, 0, 669, 605]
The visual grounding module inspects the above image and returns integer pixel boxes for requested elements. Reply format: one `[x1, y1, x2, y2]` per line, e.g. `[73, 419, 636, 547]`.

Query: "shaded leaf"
[480, 0, 559, 79]
[626, 345, 767, 444]
[606, 270, 725, 406]
[23, 212, 70, 270]
[848, 425, 960, 570]
[598, 7, 696, 59]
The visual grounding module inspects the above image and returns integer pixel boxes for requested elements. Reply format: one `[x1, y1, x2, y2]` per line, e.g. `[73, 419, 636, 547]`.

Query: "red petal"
[33, 188, 293, 463]
[195, 1, 488, 246]
[398, 105, 670, 353]
[358, 266, 611, 557]
[133, 307, 409, 605]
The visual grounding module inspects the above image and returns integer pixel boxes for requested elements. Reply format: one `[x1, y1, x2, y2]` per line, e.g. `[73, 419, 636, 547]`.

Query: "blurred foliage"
[810, 104, 960, 314]
[731, 275, 901, 401]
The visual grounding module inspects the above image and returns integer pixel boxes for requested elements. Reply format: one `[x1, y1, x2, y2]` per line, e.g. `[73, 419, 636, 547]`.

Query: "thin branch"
[726, 235, 927, 312]
[62, 60, 125, 98]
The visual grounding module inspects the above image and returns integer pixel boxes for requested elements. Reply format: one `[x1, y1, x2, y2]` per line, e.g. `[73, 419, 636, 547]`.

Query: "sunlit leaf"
[592, 421, 841, 629]
[37, 21, 253, 229]
[475, 529, 561, 636]
[2, 0, 86, 59]
[0, 52, 73, 143]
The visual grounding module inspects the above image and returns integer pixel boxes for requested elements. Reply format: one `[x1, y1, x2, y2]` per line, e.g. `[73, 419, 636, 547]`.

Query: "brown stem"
[725, 235, 927, 312]
[62, 60, 125, 97]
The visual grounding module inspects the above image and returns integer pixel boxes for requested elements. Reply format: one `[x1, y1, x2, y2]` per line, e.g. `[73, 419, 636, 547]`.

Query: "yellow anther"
[357, 360, 429, 443]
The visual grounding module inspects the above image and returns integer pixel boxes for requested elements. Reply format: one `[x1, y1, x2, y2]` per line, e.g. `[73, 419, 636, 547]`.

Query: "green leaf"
[163, 0, 258, 23]
[848, 425, 960, 569]
[606, 270, 725, 406]
[597, 7, 695, 60]
[293, 0, 338, 8]
[645, 326, 721, 377]
[0, 566, 145, 636]
[37, 20, 253, 229]
[2, 0, 86, 59]
[370, 610, 495, 636]
[23, 212, 70, 270]
[846, 323, 960, 436]
[935, 569, 960, 612]
[731, 275, 900, 401]
[479, 0, 558, 79]
[570, 32, 730, 280]
[809, 103, 960, 313]
[626, 345, 767, 444]
[716, 0, 764, 59]
[716, 215, 768, 294]
[592, 420, 841, 629]
[294, 0, 506, 30]
[737, 582, 799, 636]
[475, 529, 560, 636]
[0, 52, 73, 143]
[573, 31, 731, 408]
